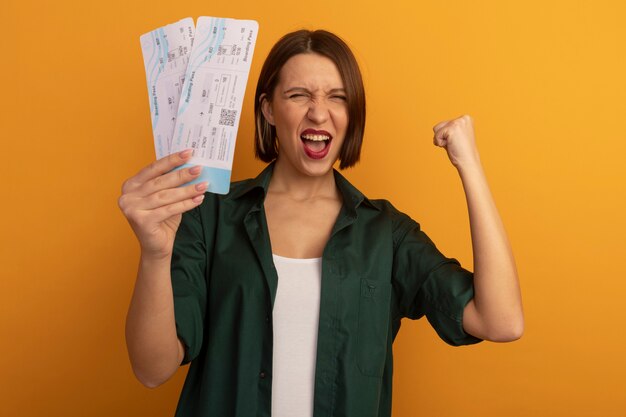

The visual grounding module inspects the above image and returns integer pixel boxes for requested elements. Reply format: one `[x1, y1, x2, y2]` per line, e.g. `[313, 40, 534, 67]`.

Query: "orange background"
[2, 0, 625, 416]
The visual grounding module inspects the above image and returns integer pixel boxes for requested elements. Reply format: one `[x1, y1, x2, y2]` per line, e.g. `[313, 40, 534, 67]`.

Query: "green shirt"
[171, 162, 482, 417]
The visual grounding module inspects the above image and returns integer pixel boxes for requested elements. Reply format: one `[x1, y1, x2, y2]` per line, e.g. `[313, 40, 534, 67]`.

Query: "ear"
[260, 94, 275, 126]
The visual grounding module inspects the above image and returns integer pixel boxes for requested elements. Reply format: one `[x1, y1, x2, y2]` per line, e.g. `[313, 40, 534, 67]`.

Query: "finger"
[138, 164, 204, 197]
[433, 126, 449, 147]
[433, 119, 450, 133]
[133, 149, 194, 186]
[142, 181, 209, 210]
[149, 194, 206, 223]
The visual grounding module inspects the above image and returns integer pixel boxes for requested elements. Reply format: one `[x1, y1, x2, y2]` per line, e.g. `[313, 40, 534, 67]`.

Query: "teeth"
[301, 134, 330, 141]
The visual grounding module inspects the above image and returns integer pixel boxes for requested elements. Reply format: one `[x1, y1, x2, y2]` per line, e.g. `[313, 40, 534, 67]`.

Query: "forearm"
[125, 253, 184, 387]
[458, 161, 524, 341]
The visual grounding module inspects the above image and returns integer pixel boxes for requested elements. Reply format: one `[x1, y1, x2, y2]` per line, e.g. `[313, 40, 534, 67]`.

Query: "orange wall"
[2, 0, 625, 416]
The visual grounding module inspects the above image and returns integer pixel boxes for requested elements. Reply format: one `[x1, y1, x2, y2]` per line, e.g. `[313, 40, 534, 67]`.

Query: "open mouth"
[300, 129, 332, 159]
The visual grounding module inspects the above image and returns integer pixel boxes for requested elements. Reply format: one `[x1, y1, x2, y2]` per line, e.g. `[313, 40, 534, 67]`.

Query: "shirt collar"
[226, 161, 380, 213]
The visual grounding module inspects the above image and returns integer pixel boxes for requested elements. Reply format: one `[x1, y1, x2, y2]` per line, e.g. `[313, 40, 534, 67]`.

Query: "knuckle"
[121, 205, 135, 221]
[121, 178, 137, 194]
[146, 160, 160, 176]
[164, 202, 177, 215]
[154, 189, 168, 203]
[117, 194, 128, 210]
[169, 152, 184, 168]
[152, 175, 163, 188]
[179, 199, 191, 211]
[145, 162, 157, 177]
[123, 208, 136, 221]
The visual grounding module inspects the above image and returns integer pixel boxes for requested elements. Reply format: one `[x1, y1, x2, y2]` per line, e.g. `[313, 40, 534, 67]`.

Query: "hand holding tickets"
[140, 17, 259, 194]
[118, 150, 208, 260]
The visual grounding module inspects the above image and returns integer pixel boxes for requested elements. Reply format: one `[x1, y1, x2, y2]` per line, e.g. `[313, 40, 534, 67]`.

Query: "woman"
[120, 29, 523, 417]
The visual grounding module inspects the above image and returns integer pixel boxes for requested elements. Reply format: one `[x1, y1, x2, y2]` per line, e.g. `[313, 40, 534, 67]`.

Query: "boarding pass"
[140, 17, 259, 194]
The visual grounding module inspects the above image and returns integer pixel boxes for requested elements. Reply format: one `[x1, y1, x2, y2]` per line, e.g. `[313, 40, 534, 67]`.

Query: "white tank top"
[271, 254, 322, 417]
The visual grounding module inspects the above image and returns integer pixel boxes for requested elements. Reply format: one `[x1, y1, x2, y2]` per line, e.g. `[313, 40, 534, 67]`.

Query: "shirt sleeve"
[391, 210, 483, 346]
[170, 204, 209, 364]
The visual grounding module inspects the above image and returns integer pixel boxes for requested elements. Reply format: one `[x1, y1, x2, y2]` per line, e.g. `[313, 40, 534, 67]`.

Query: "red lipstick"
[300, 129, 333, 159]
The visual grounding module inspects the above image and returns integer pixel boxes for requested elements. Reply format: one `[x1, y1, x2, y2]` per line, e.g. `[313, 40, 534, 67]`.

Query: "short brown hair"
[254, 30, 366, 169]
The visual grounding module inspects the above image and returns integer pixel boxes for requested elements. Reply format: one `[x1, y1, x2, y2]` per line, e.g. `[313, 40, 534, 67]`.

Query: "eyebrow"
[282, 87, 346, 95]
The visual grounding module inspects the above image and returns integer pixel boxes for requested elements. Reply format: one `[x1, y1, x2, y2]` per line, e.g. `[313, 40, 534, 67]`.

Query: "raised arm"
[432, 115, 524, 342]
[119, 150, 207, 387]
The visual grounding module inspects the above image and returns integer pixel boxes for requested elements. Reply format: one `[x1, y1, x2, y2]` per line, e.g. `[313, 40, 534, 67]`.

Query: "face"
[261, 53, 348, 177]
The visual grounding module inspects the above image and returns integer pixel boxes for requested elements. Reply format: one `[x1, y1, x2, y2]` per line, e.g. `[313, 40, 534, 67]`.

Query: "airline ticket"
[140, 17, 259, 195]
[140, 18, 195, 160]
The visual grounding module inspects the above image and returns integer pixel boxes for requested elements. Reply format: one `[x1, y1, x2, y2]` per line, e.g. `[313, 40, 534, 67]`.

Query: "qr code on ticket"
[219, 109, 238, 126]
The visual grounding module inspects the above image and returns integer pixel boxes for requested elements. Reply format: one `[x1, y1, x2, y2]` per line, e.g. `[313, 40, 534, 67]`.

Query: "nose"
[306, 99, 330, 125]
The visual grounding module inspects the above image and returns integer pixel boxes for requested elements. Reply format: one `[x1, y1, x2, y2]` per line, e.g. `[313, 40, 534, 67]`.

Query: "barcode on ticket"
[219, 109, 238, 126]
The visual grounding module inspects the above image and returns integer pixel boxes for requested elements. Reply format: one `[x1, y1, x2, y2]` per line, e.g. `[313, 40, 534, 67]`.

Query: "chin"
[297, 158, 337, 177]
[277, 153, 338, 179]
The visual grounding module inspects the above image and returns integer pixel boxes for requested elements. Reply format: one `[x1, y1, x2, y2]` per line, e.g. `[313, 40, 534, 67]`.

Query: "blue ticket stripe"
[173, 163, 232, 195]
[148, 28, 169, 130]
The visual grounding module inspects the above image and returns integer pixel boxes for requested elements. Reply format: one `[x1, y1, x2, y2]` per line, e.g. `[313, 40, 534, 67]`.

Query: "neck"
[269, 157, 338, 201]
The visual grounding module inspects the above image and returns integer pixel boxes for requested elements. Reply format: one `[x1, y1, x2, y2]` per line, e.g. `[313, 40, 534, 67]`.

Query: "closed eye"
[288, 93, 312, 103]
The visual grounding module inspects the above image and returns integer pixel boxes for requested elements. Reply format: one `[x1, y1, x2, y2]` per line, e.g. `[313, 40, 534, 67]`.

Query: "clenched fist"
[432, 114, 481, 169]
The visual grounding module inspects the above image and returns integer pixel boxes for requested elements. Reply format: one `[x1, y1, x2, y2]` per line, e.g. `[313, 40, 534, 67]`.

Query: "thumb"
[433, 126, 450, 147]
